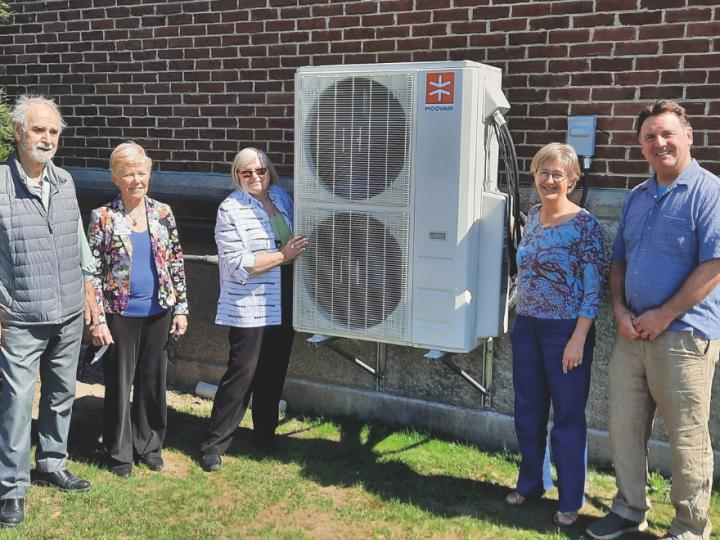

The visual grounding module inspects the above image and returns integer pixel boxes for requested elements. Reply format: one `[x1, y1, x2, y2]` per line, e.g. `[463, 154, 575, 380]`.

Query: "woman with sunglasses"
[505, 143, 604, 527]
[199, 147, 308, 472]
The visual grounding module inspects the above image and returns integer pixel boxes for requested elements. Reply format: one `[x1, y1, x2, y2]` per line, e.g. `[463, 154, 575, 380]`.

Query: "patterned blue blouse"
[516, 205, 605, 320]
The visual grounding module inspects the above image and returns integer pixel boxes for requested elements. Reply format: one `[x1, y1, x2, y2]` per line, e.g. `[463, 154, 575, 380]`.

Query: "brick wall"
[0, 0, 718, 187]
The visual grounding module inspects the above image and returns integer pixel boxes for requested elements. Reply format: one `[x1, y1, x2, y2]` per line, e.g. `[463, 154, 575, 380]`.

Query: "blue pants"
[511, 314, 595, 512]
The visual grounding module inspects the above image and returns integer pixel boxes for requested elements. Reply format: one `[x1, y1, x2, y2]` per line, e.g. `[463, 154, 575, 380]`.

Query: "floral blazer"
[87, 195, 188, 324]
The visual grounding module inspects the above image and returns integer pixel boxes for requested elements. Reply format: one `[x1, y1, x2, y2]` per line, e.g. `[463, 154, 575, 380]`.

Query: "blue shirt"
[124, 229, 166, 317]
[612, 160, 720, 339]
[516, 205, 605, 320]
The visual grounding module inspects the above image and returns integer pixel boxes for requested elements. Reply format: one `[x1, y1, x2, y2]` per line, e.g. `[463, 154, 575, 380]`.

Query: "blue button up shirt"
[612, 160, 720, 339]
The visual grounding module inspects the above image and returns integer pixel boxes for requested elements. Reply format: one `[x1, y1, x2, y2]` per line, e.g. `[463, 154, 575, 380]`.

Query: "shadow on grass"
[63, 396, 659, 539]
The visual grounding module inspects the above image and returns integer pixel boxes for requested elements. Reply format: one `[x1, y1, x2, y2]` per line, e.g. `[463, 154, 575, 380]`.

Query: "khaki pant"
[609, 331, 719, 539]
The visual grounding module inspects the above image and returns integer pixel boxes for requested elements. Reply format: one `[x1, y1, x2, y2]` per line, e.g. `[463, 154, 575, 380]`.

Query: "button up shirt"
[612, 160, 720, 339]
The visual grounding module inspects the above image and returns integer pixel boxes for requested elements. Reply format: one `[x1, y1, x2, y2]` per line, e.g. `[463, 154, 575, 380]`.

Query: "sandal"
[554, 510, 578, 527]
[504, 491, 526, 506]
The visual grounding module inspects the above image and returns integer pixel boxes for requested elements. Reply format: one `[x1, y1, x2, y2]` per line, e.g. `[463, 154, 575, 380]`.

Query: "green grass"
[7, 391, 719, 539]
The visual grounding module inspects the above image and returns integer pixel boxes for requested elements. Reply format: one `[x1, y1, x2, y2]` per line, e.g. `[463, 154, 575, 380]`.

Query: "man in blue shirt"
[587, 101, 720, 540]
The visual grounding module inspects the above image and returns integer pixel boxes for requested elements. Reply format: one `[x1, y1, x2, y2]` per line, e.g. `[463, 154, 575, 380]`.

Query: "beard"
[20, 139, 57, 164]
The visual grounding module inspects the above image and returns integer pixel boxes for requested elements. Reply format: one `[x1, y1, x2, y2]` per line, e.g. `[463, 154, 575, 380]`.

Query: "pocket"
[691, 334, 711, 356]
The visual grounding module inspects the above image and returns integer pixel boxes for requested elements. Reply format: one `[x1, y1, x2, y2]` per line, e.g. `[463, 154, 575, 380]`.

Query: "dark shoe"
[140, 455, 164, 472]
[0, 498, 24, 528]
[31, 469, 91, 492]
[586, 512, 648, 539]
[110, 464, 132, 478]
[200, 453, 221, 472]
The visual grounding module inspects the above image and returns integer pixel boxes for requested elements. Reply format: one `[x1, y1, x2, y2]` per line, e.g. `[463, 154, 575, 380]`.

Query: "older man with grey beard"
[0, 95, 99, 528]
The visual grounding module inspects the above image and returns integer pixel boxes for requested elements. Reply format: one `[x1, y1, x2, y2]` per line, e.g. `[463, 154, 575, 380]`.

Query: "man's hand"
[614, 305, 640, 340]
[91, 323, 114, 347]
[632, 307, 674, 341]
[83, 281, 100, 326]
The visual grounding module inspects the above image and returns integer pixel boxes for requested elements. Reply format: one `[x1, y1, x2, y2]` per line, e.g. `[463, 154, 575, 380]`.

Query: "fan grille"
[296, 208, 410, 338]
[298, 74, 413, 205]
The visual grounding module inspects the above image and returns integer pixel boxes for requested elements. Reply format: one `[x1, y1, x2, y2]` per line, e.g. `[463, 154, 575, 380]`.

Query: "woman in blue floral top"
[87, 142, 188, 478]
[505, 143, 605, 527]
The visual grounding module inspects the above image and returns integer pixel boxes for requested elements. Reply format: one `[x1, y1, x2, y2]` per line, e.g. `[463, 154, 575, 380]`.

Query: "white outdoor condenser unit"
[293, 61, 511, 353]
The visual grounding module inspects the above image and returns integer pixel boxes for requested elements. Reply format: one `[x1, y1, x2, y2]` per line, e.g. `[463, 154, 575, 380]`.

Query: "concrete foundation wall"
[168, 186, 720, 479]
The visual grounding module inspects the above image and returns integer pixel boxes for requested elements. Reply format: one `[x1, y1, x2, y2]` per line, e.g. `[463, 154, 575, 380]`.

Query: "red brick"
[490, 18, 528, 32]
[379, 0, 413, 11]
[548, 87, 590, 101]
[640, 0, 685, 8]
[452, 21, 488, 34]
[344, 1, 378, 15]
[396, 37, 430, 51]
[376, 51, 412, 63]
[472, 6, 510, 18]
[487, 46, 526, 60]
[529, 16, 570, 30]
[551, 0, 594, 14]
[618, 10, 662, 25]
[569, 42, 613, 57]
[664, 38, 710, 53]
[591, 57, 634, 72]
[363, 13, 394, 25]
[331, 40, 362, 53]
[411, 50, 448, 61]
[509, 31, 547, 46]
[548, 59, 589, 72]
[591, 87, 636, 100]
[412, 23, 447, 37]
[661, 70, 708, 84]
[312, 4, 343, 16]
[615, 41, 659, 56]
[686, 85, 720, 99]
[506, 59, 548, 74]
[328, 16, 360, 28]
[529, 73, 570, 87]
[344, 27, 374, 39]
[596, 0, 640, 10]
[613, 71, 660, 86]
[688, 22, 720, 36]
[397, 11, 431, 24]
[636, 55, 681, 70]
[512, 3, 551, 16]
[433, 8, 470, 22]
[526, 44, 568, 59]
[685, 54, 720, 68]
[549, 28, 590, 44]
[416, 0, 450, 8]
[571, 72, 613, 86]
[570, 13, 616, 27]
[638, 24, 687, 40]
[638, 85, 684, 100]
[432, 35, 468, 49]
[362, 39, 395, 53]
[376, 26, 409, 38]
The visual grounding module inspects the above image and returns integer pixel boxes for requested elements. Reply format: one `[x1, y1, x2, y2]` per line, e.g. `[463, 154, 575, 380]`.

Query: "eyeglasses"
[238, 167, 267, 179]
[536, 171, 567, 181]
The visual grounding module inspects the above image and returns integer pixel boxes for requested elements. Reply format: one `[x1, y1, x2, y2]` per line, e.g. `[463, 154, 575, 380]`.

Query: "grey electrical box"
[567, 115, 597, 157]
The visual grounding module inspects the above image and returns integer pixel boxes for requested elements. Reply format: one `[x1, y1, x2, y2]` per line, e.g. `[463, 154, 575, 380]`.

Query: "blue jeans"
[0, 314, 83, 498]
[511, 314, 594, 512]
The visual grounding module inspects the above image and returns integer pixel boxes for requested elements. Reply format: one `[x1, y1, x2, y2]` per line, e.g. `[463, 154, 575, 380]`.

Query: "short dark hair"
[636, 99, 691, 137]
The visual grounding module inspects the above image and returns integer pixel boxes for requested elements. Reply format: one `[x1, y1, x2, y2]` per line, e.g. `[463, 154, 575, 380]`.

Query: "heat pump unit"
[293, 61, 511, 353]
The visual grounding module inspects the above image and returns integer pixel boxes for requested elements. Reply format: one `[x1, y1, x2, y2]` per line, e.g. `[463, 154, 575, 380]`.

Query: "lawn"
[7, 383, 719, 539]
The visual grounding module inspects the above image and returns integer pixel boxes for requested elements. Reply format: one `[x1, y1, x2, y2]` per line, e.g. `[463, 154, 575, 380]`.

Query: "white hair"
[10, 94, 66, 131]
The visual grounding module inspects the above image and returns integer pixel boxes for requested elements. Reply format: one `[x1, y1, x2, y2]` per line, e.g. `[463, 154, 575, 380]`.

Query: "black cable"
[493, 117, 521, 278]
[579, 167, 590, 208]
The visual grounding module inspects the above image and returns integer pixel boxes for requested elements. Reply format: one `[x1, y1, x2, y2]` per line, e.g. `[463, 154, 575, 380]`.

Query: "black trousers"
[201, 265, 295, 456]
[103, 310, 171, 468]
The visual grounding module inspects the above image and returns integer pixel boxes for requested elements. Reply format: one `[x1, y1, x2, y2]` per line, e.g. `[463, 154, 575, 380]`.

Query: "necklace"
[125, 206, 143, 227]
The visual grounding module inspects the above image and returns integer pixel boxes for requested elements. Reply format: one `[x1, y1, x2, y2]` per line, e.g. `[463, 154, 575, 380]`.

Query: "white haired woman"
[199, 147, 307, 472]
[88, 142, 188, 477]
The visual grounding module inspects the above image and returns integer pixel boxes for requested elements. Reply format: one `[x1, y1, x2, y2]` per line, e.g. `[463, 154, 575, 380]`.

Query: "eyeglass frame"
[237, 167, 268, 179]
[535, 170, 568, 182]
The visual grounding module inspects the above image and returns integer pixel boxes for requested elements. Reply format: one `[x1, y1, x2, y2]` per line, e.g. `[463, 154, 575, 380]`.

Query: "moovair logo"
[425, 72, 455, 112]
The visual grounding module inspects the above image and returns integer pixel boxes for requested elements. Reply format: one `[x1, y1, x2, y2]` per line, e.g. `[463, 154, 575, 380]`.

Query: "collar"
[10, 151, 60, 189]
[641, 159, 700, 195]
